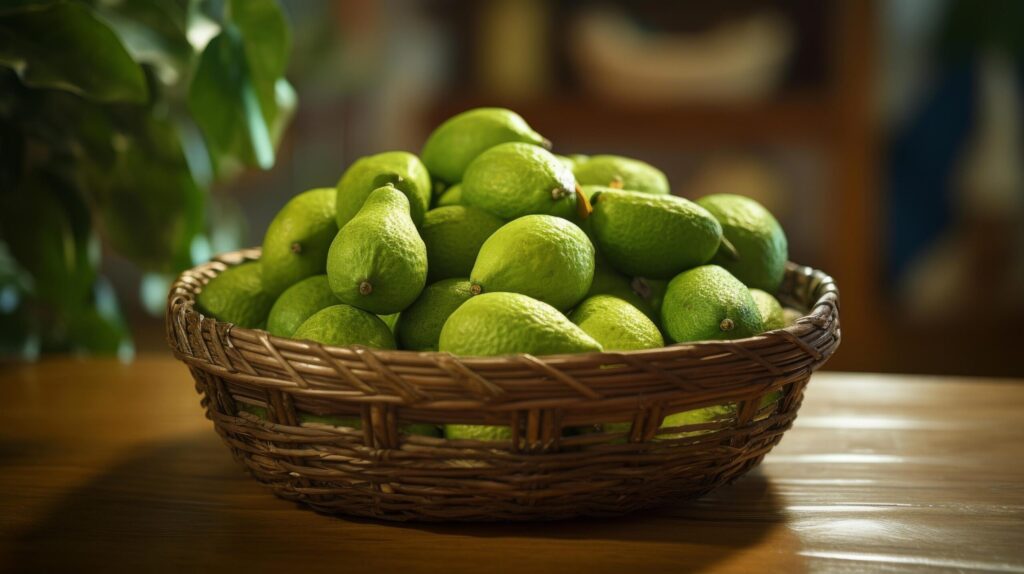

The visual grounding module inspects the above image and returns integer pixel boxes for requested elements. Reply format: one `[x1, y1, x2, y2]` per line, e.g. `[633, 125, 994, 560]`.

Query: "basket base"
[213, 419, 779, 522]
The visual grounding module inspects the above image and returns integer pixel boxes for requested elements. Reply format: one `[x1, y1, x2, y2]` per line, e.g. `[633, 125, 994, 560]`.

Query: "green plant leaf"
[100, 152, 205, 273]
[189, 27, 274, 170]
[6, 71, 205, 276]
[65, 306, 131, 357]
[188, 0, 291, 173]
[0, 291, 40, 360]
[0, 117, 24, 192]
[184, 1, 222, 52]
[90, 116, 206, 273]
[177, 116, 215, 187]
[230, 0, 289, 119]
[29, 89, 120, 170]
[0, 2, 148, 102]
[270, 77, 297, 148]
[139, 272, 172, 317]
[0, 0, 294, 357]
[66, 275, 133, 360]
[0, 172, 97, 311]
[89, 0, 193, 88]
[0, 240, 41, 360]
[206, 194, 247, 255]
[0, 0, 60, 16]
[192, 0, 227, 25]
[0, 240, 32, 293]
[231, 0, 288, 73]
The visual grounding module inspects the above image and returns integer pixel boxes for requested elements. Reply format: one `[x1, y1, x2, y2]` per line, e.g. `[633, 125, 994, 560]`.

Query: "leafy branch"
[0, 0, 295, 359]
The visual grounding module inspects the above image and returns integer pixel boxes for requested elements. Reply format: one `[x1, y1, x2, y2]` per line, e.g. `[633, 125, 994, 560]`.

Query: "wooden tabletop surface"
[0, 355, 1022, 573]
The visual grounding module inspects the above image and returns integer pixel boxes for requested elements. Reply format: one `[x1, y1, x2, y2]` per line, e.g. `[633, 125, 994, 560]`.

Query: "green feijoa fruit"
[657, 404, 736, 439]
[260, 188, 337, 296]
[568, 154, 590, 167]
[750, 288, 785, 331]
[569, 295, 664, 351]
[573, 155, 669, 195]
[435, 183, 463, 207]
[580, 184, 612, 202]
[237, 402, 268, 419]
[783, 307, 803, 327]
[439, 292, 602, 357]
[471, 214, 594, 311]
[554, 154, 577, 171]
[697, 193, 788, 292]
[197, 262, 274, 329]
[421, 107, 549, 184]
[301, 413, 439, 436]
[630, 276, 669, 320]
[605, 404, 733, 440]
[443, 424, 513, 441]
[266, 275, 337, 337]
[240, 404, 438, 436]
[394, 278, 474, 351]
[335, 151, 431, 228]
[462, 142, 577, 220]
[327, 185, 428, 314]
[590, 189, 721, 279]
[586, 257, 657, 321]
[292, 304, 396, 349]
[661, 265, 763, 343]
[421, 206, 504, 282]
[378, 312, 400, 332]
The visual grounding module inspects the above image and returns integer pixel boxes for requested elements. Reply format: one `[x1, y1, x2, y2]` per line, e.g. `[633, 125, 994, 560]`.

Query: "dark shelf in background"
[427, 95, 835, 147]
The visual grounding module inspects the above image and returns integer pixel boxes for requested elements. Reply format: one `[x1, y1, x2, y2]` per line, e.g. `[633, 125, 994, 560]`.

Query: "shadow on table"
[328, 468, 800, 573]
[4, 431, 797, 573]
[3, 431, 248, 574]
[386, 468, 787, 542]
[0, 439, 58, 468]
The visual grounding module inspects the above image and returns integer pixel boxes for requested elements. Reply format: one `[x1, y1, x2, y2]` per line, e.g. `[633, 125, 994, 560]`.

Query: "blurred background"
[2, 0, 1023, 376]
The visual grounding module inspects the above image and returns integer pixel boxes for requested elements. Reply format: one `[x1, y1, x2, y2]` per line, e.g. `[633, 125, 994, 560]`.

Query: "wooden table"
[1, 356, 1022, 573]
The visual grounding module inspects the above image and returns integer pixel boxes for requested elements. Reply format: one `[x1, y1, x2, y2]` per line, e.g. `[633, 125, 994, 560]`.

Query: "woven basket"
[167, 248, 840, 521]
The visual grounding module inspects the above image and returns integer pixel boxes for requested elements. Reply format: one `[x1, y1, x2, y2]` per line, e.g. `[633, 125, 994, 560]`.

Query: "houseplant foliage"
[0, 0, 294, 359]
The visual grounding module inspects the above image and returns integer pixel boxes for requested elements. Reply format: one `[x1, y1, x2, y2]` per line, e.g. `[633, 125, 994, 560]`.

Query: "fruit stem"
[575, 184, 593, 219]
[290, 242, 302, 254]
[373, 172, 404, 189]
[608, 176, 624, 189]
[719, 318, 735, 331]
[359, 281, 373, 295]
[631, 277, 652, 299]
[719, 237, 741, 262]
[470, 283, 482, 295]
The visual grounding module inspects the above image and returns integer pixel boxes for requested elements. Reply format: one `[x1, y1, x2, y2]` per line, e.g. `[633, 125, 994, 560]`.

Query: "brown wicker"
[166, 248, 840, 522]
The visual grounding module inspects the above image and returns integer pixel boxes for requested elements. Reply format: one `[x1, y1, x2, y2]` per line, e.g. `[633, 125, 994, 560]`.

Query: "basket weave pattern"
[167, 248, 840, 521]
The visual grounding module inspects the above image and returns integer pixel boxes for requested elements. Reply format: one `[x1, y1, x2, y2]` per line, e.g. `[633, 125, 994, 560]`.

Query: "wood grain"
[0, 356, 1022, 573]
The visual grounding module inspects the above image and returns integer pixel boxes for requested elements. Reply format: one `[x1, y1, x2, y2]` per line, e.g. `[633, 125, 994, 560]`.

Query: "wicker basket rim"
[169, 247, 839, 366]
